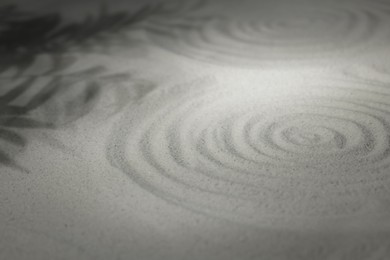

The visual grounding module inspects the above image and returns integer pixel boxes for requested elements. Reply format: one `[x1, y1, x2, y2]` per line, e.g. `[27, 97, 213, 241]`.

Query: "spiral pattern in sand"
[145, 2, 390, 67]
[108, 77, 390, 227]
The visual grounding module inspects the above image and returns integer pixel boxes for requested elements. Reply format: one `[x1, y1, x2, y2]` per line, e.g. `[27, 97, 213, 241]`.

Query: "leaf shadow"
[0, 0, 198, 170]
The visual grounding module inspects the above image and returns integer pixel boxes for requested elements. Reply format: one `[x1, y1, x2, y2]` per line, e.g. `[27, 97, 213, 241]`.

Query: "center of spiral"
[282, 126, 323, 147]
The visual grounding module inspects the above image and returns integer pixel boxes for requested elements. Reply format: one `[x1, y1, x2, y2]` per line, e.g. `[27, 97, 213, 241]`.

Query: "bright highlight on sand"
[104, 0, 390, 232]
[108, 72, 390, 229]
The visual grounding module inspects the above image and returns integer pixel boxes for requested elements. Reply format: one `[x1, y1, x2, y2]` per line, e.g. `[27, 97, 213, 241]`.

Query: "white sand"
[1, 0, 390, 259]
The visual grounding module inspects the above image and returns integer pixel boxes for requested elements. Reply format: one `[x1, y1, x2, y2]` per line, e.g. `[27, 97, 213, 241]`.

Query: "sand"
[1, 0, 390, 259]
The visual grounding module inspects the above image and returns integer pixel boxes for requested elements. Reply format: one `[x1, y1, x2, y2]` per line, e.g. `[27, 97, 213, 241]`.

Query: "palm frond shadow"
[0, 1, 207, 76]
[0, 1, 204, 169]
[0, 69, 98, 169]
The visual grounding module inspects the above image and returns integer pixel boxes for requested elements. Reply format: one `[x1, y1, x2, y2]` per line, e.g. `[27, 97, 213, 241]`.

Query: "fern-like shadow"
[0, 1, 203, 169]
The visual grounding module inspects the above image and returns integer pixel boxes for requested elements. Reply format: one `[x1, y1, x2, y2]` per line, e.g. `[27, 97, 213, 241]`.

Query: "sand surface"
[1, 0, 390, 259]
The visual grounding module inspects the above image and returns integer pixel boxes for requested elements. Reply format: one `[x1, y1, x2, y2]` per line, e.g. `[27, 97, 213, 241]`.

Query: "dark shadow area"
[0, 3, 175, 76]
[0, 2, 195, 169]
